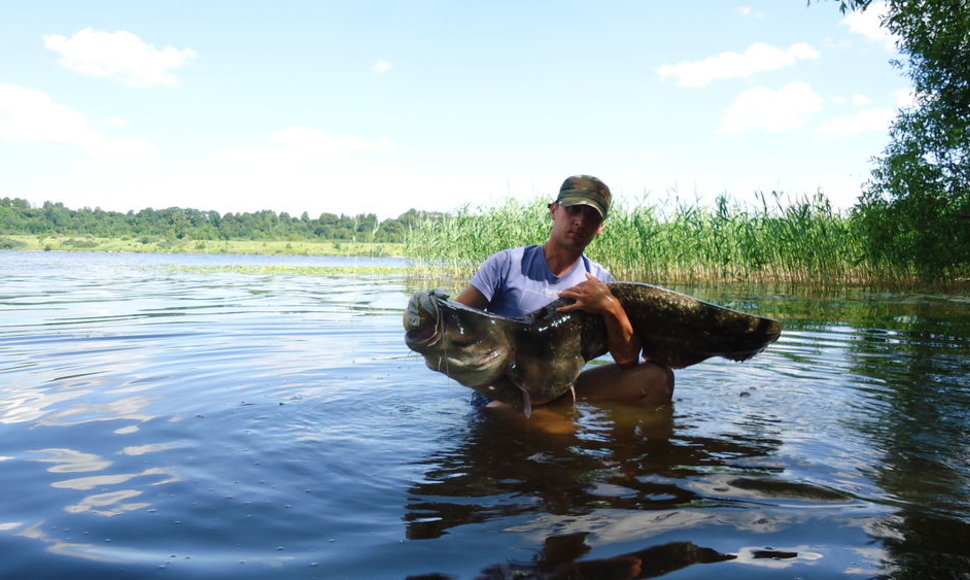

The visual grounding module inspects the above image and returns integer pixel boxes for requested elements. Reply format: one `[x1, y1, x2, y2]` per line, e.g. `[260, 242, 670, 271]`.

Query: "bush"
[62, 238, 100, 249]
[0, 237, 27, 250]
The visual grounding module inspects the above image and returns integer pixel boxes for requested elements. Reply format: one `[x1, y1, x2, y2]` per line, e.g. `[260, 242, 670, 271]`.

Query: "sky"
[0, 1, 907, 220]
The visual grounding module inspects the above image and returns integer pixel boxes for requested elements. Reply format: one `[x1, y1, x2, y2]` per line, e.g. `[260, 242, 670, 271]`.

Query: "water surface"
[1, 251, 967, 578]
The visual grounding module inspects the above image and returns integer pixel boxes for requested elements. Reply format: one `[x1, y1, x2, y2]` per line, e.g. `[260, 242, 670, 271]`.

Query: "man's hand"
[556, 273, 617, 315]
[557, 273, 641, 367]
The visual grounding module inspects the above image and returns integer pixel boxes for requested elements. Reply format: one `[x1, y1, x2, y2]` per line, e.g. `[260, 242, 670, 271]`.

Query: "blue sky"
[0, 1, 905, 219]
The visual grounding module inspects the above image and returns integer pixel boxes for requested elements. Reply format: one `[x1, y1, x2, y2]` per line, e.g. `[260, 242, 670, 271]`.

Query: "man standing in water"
[453, 175, 674, 408]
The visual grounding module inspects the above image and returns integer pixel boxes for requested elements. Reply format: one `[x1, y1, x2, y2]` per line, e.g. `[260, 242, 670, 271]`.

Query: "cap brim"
[557, 197, 606, 218]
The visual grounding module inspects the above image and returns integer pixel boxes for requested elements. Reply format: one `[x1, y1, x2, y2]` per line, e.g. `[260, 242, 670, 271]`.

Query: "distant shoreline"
[0, 234, 406, 258]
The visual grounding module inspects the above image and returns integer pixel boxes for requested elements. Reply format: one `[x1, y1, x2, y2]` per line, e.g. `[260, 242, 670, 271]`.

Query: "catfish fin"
[506, 359, 533, 418]
[518, 387, 533, 418]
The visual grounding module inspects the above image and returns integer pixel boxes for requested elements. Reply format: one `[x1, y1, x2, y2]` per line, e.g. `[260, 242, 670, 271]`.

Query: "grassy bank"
[0, 234, 405, 257]
[404, 193, 956, 290]
[4, 196, 966, 293]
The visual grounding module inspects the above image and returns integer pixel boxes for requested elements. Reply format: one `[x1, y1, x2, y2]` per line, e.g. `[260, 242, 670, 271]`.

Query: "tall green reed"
[405, 191, 917, 289]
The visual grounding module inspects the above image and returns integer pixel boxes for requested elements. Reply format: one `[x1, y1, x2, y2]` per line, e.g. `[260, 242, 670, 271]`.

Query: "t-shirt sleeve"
[469, 250, 510, 303]
[590, 261, 616, 283]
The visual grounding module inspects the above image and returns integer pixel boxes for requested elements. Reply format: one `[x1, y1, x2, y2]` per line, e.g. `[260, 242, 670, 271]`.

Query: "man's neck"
[542, 241, 583, 277]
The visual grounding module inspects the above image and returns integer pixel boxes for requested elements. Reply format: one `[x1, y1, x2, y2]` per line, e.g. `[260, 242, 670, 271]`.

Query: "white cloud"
[43, 28, 196, 88]
[0, 83, 159, 157]
[209, 126, 394, 166]
[100, 117, 129, 128]
[816, 108, 895, 140]
[271, 126, 394, 157]
[74, 158, 128, 173]
[811, 172, 869, 209]
[737, 7, 765, 18]
[73, 156, 477, 219]
[372, 59, 392, 74]
[658, 42, 820, 87]
[718, 82, 824, 134]
[851, 93, 872, 106]
[895, 87, 916, 108]
[840, 1, 897, 51]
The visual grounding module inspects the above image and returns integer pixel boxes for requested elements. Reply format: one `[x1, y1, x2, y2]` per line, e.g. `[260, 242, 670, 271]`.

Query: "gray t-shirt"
[469, 245, 615, 317]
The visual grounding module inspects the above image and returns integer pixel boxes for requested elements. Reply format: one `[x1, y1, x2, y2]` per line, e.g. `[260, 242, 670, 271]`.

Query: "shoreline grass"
[0, 234, 405, 258]
[4, 195, 967, 294]
[403, 193, 969, 293]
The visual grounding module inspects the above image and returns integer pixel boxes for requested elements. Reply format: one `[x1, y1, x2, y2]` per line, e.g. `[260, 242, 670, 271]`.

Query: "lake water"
[1, 251, 967, 579]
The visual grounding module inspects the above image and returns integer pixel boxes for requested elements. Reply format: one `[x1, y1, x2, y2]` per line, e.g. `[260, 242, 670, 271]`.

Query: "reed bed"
[404, 191, 921, 290]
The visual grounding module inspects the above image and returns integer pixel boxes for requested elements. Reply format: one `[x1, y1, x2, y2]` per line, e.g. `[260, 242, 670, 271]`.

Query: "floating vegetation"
[164, 264, 409, 277]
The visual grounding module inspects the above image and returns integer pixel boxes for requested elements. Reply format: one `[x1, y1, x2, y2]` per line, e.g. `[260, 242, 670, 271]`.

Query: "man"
[454, 175, 674, 408]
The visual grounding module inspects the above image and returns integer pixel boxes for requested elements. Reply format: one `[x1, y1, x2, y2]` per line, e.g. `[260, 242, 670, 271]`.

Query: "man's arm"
[556, 273, 641, 368]
[453, 285, 489, 309]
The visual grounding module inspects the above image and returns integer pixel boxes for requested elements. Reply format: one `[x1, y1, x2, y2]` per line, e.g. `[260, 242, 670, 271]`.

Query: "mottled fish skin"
[603, 283, 783, 368]
[404, 293, 518, 392]
[404, 283, 782, 414]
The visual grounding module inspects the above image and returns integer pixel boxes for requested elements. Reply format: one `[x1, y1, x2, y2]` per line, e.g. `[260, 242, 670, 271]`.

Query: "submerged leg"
[574, 361, 674, 407]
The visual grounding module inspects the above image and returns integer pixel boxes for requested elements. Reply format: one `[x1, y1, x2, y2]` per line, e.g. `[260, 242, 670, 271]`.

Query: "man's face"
[549, 202, 605, 250]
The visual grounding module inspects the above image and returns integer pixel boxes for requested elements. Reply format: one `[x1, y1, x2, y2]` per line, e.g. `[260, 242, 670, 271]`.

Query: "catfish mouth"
[404, 293, 512, 386]
[405, 316, 441, 347]
[404, 293, 444, 349]
[436, 345, 510, 387]
[407, 324, 439, 346]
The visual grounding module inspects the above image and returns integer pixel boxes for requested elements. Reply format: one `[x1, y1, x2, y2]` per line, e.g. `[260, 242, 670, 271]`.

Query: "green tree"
[820, 0, 970, 280]
[0, 198, 424, 246]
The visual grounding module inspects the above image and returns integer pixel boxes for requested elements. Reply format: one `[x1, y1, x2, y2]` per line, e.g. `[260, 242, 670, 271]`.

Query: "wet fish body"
[404, 282, 782, 414]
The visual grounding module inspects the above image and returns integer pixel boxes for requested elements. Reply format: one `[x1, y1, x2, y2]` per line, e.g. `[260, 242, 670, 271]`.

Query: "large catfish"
[403, 283, 782, 416]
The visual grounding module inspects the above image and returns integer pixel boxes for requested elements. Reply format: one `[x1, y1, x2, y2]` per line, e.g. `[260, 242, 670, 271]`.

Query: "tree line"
[816, 0, 969, 281]
[0, 198, 441, 244]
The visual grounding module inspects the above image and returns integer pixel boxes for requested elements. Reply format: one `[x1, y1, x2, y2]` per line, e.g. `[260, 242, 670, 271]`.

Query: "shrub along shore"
[0, 235, 404, 258]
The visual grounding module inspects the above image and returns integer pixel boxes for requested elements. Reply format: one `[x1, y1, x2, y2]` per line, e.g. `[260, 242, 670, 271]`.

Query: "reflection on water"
[0, 251, 968, 578]
[405, 404, 801, 541]
[477, 535, 738, 579]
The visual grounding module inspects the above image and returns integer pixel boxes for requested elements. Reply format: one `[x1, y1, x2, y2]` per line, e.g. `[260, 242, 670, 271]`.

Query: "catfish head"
[404, 290, 515, 390]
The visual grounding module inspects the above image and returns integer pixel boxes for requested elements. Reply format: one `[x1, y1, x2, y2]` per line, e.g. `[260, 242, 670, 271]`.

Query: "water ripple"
[0, 252, 968, 577]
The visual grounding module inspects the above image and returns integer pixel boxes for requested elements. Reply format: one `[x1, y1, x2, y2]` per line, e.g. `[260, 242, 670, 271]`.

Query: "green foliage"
[61, 238, 100, 248]
[1, 234, 402, 257]
[0, 197, 429, 245]
[813, 0, 970, 281]
[404, 199, 549, 273]
[404, 193, 901, 288]
[0, 236, 27, 249]
[860, 0, 970, 281]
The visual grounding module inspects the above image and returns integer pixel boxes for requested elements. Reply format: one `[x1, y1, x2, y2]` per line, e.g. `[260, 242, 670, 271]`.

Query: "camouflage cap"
[554, 175, 612, 219]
